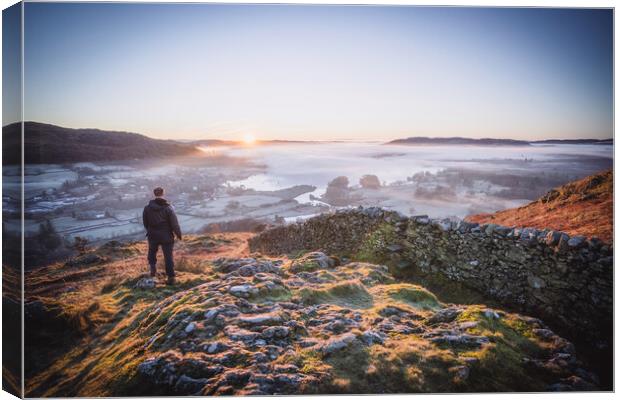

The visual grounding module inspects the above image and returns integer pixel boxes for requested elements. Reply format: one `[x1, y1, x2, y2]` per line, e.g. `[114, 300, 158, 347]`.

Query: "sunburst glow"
[242, 134, 256, 145]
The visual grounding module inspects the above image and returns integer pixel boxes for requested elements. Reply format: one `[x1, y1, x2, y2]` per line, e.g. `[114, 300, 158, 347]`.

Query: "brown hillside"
[466, 170, 613, 243]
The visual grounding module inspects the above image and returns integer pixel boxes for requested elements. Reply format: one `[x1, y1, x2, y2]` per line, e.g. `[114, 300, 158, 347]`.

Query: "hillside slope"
[3, 122, 199, 164]
[23, 234, 599, 396]
[466, 170, 613, 243]
[386, 136, 612, 146]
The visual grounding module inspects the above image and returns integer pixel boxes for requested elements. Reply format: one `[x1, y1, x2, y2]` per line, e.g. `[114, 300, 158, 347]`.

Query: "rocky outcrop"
[249, 208, 613, 349]
[24, 233, 607, 395]
[134, 253, 598, 394]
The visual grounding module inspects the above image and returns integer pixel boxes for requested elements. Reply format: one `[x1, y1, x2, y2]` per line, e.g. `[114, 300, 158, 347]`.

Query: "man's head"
[153, 187, 164, 198]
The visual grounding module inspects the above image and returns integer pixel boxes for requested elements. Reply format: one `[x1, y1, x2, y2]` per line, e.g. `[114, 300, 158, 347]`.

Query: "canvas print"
[2, 2, 614, 397]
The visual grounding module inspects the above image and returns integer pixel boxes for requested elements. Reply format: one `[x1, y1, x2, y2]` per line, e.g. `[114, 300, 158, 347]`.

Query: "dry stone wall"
[249, 207, 613, 348]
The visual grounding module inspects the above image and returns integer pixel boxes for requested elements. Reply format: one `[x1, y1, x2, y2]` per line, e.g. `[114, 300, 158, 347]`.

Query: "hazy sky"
[19, 4, 613, 141]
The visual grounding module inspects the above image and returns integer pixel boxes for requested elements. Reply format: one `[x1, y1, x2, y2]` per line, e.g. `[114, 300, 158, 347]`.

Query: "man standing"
[142, 187, 182, 285]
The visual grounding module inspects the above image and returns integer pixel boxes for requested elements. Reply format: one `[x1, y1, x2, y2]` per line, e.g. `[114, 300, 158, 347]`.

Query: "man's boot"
[166, 276, 176, 285]
[150, 265, 157, 278]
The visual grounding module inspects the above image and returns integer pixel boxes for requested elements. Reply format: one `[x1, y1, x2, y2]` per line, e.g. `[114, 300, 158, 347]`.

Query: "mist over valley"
[3, 126, 611, 268]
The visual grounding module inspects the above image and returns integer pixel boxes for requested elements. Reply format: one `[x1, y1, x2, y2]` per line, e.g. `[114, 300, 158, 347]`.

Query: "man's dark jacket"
[142, 198, 182, 243]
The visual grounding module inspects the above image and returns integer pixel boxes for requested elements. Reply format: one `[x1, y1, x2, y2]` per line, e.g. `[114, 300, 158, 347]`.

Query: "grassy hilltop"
[23, 231, 600, 396]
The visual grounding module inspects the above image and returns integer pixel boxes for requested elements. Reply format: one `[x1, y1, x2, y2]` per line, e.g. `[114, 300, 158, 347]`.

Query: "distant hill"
[531, 139, 613, 145]
[387, 137, 613, 146]
[3, 122, 199, 164]
[387, 137, 531, 146]
[466, 169, 613, 242]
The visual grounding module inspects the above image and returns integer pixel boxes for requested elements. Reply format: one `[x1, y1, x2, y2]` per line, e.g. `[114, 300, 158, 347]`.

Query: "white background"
[0, 0, 616, 399]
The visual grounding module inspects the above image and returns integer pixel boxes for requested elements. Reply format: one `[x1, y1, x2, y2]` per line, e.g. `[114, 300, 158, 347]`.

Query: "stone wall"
[249, 207, 613, 348]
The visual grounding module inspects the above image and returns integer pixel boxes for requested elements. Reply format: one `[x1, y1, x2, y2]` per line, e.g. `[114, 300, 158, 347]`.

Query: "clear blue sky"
[3, 2, 21, 128]
[17, 4, 613, 141]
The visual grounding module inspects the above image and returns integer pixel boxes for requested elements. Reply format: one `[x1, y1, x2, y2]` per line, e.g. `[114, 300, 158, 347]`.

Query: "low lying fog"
[9, 141, 612, 257]
[224, 142, 612, 218]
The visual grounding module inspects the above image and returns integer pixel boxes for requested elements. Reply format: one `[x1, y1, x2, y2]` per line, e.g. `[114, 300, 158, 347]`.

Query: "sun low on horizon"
[242, 133, 257, 145]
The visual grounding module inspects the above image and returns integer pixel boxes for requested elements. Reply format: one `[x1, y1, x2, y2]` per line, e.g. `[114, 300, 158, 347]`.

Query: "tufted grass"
[251, 283, 293, 303]
[174, 257, 213, 274]
[297, 281, 374, 309]
[448, 305, 550, 392]
[310, 336, 459, 394]
[384, 283, 443, 311]
[334, 262, 395, 285]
